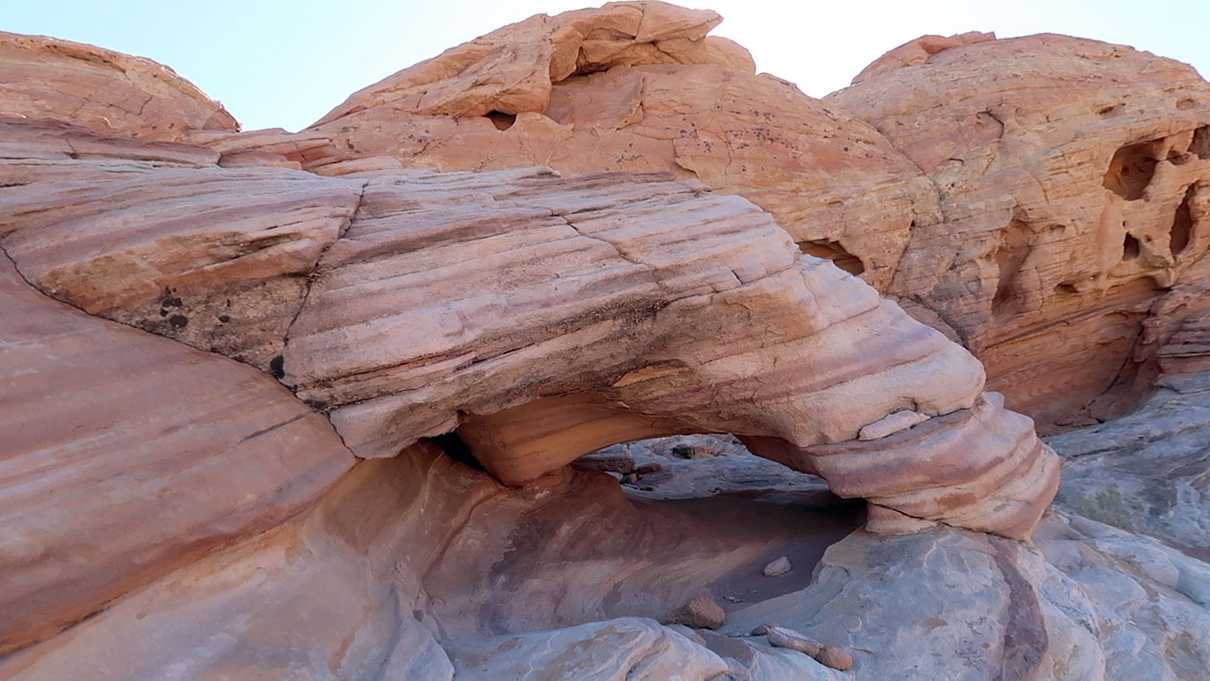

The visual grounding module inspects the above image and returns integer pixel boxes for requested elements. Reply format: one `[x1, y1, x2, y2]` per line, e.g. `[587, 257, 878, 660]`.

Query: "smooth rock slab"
[724, 512, 1210, 680]
[0, 254, 354, 654]
[444, 618, 731, 681]
[1048, 371, 1210, 560]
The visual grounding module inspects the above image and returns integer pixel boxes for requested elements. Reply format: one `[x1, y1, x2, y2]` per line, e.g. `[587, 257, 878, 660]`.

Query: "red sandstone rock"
[0, 31, 237, 140]
[0, 253, 354, 654]
[829, 33, 1210, 428]
[0, 128, 1057, 541]
[4, 6, 1209, 679]
[198, 7, 1210, 431]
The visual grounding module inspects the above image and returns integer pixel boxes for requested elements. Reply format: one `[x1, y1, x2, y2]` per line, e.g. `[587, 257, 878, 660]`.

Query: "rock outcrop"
[830, 33, 1210, 427]
[189, 3, 1210, 430]
[723, 511, 1210, 680]
[3, 3, 1208, 679]
[1, 118, 1060, 540]
[0, 31, 238, 140]
[1049, 372, 1210, 561]
[0, 251, 353, 654]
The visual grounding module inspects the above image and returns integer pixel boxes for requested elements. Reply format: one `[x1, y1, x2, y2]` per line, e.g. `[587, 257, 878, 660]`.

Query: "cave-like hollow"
[417, 392, 869, 626]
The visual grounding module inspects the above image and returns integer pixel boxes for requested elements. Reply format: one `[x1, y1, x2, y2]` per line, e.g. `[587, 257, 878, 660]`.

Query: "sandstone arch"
[1, 129, 1059, 539]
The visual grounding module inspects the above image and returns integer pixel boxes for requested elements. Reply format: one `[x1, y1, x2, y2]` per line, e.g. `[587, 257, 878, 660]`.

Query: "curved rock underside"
[178, 2, 1210, 431]
[1, 2, 1207, 679]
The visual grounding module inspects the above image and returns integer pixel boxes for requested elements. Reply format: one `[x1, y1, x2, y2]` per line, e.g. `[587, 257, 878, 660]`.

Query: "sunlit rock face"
[829, 32, 1210, 428]
[0, 31, 238, 141]
[3, 3, 1208, 679]
[193, 4, 1210, 430]
[0, 122, 1058, 541]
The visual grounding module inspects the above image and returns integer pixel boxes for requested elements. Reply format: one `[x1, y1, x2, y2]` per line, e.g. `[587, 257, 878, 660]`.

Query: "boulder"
[763, 557, 793, 577]
[668, 592, 726, 630]
[0, 31, 238, 140]
[830, 33, 1210, 428]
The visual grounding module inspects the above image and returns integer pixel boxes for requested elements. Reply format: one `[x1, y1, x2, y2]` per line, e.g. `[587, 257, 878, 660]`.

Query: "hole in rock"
[485, 110, 517, 131]
[1171, 184, 1197, 257]
[424, 425, 861, 634]
[560, 434, 863, 615]
[1123, 233, 1141, 261]
[1168, 148, 1192, 166]
[992, 219, 1032, 314]
[1104, 141, 1160, 200]
[427, 432, 485, 472]
[1190, 126, 1210, 160]
[797, 239, 865, 275]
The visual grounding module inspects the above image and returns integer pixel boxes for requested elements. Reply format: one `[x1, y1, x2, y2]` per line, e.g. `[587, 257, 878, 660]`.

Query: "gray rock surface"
[576, 434, 839, 507]
[723, 512, 1210, 680]
[1048, 373, 1210, 561]
[444, 618, 732, 681]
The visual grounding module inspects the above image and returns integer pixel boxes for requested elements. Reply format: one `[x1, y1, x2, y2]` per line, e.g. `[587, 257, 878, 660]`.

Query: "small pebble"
[762, 556, 792, 577]
[668, 592, 726, 630]
[815, 645, 855, 671]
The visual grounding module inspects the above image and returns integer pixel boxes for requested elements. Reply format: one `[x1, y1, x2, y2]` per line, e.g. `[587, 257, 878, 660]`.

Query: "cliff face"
[1, 4, 1207, 680]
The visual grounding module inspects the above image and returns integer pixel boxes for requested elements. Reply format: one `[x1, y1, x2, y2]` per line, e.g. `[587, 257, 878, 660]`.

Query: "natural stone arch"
[1, 137, 1058, 540]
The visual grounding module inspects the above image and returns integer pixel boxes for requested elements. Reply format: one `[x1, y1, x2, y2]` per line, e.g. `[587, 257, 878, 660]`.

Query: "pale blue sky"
[3, 1, 1207, 132]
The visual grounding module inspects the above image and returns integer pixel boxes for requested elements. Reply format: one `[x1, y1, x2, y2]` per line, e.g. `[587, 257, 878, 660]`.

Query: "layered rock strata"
[183, 2, 1210, 428]
[1, 128, 1059, 539]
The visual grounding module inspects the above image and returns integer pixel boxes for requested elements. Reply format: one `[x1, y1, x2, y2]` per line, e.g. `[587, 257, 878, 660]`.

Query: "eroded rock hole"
[1123, 233, 1141, 261]
[1104, 141, 1160, 200]
[993, 220, 1032, 313]
[427, 432, 486, 471]
[568, 434, 862, 613]
[798, 240, 865, 275]
[485, 110, 517, 131]
[1171, 184, 1196, 256]
[1190, 126, 1210, 160]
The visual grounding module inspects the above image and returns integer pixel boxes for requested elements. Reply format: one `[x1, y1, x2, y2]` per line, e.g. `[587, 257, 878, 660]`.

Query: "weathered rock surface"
[7, 5, 1210, 679]
[830, 33, 1210, 428]
[197, 2, 939, 299]
[1, 442, 852, 680]
[725, 512, 1210, 680]
[1049, 372, 1210, 561]
[196, 4, 1210, 430]
[0, 32, 238, 140]
[1, 152, 364, 369]
[445, 618, 732, 681]
[0, 252, 354, 654]
[9, 435, 1200, 681]
[0, 124, 1060, 539]
[575, 434, 838, 506]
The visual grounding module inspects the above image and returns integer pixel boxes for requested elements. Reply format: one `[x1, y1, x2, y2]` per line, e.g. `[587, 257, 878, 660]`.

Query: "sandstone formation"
[1049, 372, 1210, 561]
[0, 117, 1060, 540]
[0, 251, 353, 655]
[724, 512, 1210, 680]
[830, 33, 1210, 427]
[0, 31, 238, 141]
[2, 2, 1209, 680]
[187, 2, 1210, 430]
